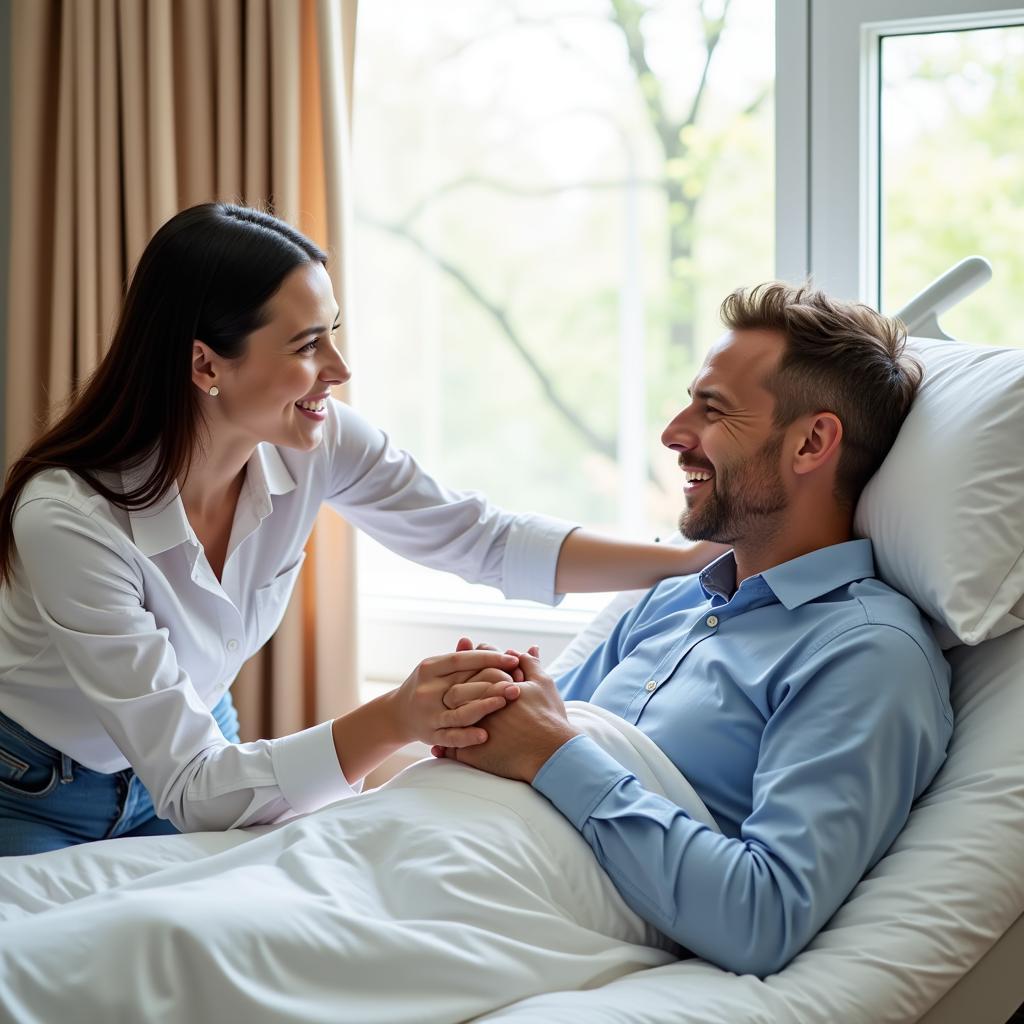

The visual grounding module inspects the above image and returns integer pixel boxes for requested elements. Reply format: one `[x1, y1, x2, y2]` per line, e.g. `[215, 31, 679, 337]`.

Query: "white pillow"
[854, 336, 1024, 648]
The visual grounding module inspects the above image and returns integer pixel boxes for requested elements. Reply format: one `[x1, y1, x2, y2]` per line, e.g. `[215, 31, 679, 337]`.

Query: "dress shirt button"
[644, 680, 658, 692]
[706, 615, 719, 628]
[226, 639, 239, 652]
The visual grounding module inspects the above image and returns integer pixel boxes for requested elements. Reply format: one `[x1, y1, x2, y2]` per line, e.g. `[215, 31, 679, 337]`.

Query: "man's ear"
[792, 412, 843, 477]
[192, 340, 218, 391]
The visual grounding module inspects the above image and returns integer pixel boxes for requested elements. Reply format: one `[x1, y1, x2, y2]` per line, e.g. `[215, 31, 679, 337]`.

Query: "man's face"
[661, 329, 789, 545]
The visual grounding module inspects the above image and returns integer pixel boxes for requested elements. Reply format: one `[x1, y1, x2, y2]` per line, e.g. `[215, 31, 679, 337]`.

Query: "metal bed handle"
[892, 256, 993, 340]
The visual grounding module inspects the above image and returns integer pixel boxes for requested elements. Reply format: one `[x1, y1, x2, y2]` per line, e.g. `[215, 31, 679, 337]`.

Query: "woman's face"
[197, 262, 350, 452]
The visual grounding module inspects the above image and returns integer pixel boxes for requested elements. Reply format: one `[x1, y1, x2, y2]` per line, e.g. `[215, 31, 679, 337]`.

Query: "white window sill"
[359, 593, 599, 688]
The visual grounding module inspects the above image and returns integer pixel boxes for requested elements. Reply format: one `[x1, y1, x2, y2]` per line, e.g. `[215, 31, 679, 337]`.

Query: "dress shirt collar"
[699, 553, 739, 603]
[699, 538, 876, 610]
[246, 442, 297, 502]
[123, 443, 296, 557]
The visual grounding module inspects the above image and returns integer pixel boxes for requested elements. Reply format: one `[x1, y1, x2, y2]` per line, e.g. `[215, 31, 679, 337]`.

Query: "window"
[352, 1, 774, 684]
[880, 24, 1024, 344]
[788, 0, 1024, 308]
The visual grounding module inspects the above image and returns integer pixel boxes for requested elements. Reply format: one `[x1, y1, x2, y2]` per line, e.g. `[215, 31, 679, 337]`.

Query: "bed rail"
[893, 255, 992, 340]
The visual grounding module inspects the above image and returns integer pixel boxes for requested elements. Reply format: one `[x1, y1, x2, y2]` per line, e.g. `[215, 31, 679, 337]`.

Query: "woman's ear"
[192, 341, 218, 391]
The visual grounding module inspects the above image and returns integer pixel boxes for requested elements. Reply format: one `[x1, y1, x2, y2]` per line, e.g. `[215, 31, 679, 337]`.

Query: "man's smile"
[681, 463, 715, 495]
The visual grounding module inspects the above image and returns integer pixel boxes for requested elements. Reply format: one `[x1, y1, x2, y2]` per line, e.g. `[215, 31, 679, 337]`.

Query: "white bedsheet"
[0, 703, 716, 1024]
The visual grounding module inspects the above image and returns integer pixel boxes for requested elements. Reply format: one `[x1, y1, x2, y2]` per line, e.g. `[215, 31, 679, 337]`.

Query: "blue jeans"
[0, 692, 241, 856]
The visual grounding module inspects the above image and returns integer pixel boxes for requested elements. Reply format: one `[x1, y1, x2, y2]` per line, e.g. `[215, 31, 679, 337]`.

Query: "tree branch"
[359, 213, 618, 462]
[607, 0, 678, 156]
[437, 9, 612, 65]
[682, 0, 733, 130]
[740, 82, 771, 119]
[395, 175, 669, 229]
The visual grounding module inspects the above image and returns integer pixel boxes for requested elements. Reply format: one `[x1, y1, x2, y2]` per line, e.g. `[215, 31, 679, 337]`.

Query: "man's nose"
[661, 405, 698, 452]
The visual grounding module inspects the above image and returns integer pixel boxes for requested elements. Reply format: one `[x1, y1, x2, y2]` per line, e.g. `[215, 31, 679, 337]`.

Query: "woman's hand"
[389, 648, 522, 749]
[453, 635, 528, 681]
[670, 538, 732, 575]
[443, 638, 537, 709]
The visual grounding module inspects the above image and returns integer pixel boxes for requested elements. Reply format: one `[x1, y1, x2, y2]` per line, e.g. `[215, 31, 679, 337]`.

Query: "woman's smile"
[295, 404, 327, 422]
[294, 391, 330, 421]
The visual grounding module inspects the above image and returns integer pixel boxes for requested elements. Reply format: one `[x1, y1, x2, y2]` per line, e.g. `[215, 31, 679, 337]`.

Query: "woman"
[0, 203, 722, 855]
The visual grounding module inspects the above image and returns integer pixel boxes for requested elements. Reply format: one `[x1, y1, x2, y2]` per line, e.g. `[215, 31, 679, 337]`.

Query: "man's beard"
[678, 432, 788, 544]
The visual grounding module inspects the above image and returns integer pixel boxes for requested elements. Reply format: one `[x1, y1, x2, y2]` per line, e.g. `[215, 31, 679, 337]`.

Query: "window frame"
[776, 0, 1024, 303]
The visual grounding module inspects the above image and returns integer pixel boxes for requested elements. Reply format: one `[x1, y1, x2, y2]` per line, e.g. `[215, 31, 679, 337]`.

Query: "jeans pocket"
[0, 733, 60, 799]
[0, 744, 30, 781]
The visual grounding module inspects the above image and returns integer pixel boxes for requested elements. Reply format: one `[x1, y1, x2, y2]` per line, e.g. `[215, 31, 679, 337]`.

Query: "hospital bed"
[480, 255, 1024, 1024]
[2, 258, 1023, 1023]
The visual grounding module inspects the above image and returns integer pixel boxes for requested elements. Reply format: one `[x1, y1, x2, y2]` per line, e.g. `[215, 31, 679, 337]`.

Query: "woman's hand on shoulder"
[668, 538, 732, 577]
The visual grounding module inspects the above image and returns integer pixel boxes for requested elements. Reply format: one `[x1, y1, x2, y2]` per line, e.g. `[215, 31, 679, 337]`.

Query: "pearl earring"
[209, 386, 220, 397]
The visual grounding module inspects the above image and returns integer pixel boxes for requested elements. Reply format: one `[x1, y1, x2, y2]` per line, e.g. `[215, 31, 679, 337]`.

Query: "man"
[437, 282, 953, 977]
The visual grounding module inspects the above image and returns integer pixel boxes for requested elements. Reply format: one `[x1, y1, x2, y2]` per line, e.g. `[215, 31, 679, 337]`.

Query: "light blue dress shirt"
[532, 539, 953, 977]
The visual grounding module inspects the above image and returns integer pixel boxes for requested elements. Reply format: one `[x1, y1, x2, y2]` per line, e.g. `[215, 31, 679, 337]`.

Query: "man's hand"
[432, 648, 579, 783]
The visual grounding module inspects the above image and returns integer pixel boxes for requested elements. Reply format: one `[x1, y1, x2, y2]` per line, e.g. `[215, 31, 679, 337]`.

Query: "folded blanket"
[0, 702, 718, 1024]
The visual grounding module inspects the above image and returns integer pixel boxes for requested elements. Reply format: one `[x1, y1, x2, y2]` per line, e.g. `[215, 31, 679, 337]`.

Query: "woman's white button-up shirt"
[0, 400, 575, 832]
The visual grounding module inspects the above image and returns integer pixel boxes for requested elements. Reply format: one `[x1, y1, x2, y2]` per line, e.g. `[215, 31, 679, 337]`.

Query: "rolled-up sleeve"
[323, 401, 577, 604]
[501, 514, 577, 604]
[13, 498, 357, 833]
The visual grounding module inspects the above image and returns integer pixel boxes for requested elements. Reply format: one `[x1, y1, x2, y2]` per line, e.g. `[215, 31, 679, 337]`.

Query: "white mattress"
[1, 627, 1022, 1022]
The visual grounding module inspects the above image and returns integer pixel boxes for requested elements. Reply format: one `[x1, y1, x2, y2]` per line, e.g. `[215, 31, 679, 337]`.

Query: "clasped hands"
[391, 636, 578, 784]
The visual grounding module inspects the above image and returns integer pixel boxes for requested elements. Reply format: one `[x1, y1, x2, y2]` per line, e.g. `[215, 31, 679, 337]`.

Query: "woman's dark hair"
[0, 202, 327, 586]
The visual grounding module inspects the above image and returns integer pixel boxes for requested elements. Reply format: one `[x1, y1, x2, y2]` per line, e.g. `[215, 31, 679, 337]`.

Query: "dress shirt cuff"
[502, 516, 578, 606]
[271, 720, 359, 814]
[531, 734, 632, 830]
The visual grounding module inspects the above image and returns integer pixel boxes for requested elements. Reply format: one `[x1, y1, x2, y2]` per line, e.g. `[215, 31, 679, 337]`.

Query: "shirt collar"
[247, 442, 297, 503]
[123, 443, 296, 558]
[698, 538, 876, 609]
[699, 552, 741, 603]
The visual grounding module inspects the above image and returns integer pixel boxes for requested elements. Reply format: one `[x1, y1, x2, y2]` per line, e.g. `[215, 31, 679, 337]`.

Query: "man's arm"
[458, 628, 951, 977]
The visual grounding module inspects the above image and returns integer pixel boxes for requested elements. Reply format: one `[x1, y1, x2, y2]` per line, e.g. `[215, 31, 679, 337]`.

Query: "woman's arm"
[554, 530, 729, 594]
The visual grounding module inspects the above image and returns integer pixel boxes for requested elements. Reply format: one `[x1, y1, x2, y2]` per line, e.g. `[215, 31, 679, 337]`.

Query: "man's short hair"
[720, 281, 923, 509]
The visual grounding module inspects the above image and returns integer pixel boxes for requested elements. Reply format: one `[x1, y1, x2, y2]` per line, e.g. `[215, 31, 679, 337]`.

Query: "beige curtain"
[6, 0, 362, 740]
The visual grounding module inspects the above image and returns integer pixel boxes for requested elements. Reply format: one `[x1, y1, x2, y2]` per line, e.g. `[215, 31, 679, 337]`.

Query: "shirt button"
[226, 639, 239, 652]
[644, 680, 658, 692]
[706, 615, 719, 628]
